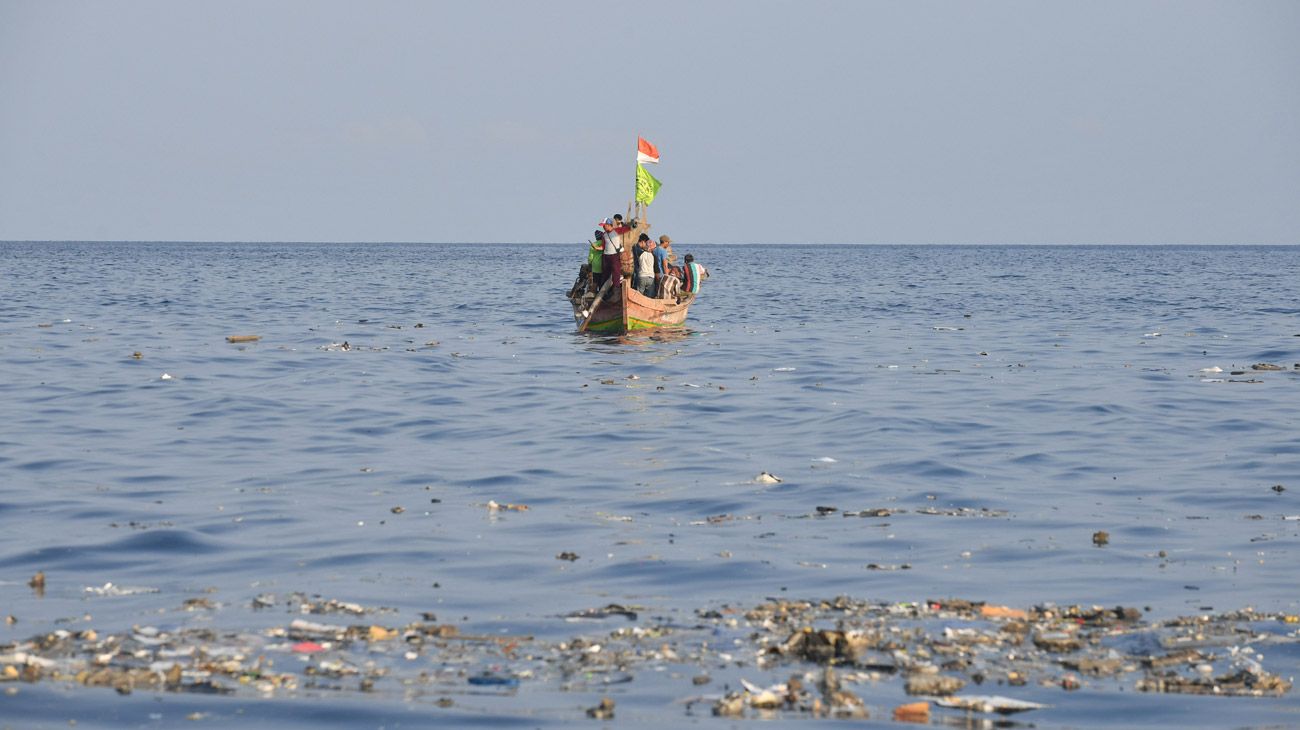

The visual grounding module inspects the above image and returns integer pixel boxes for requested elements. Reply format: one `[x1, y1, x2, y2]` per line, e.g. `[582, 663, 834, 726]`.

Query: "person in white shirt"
[599, 217, 628, 290]
[633, 234, 656, 296]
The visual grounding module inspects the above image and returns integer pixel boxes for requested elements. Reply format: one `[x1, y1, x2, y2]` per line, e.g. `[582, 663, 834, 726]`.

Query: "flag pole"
[632, 134, 639, 212]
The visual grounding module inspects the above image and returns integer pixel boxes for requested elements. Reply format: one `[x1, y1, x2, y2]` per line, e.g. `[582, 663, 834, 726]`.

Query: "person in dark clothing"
[633, 234, 656, 296]
[682, 253, 710, 294]
[589, 231, 606, 285]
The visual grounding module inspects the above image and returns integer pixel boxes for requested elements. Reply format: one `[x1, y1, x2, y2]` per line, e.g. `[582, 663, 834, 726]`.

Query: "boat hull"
[571, 282, 693, 333]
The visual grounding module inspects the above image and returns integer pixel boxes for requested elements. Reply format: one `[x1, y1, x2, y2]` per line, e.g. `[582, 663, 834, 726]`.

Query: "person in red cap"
[599, 216, 632, 291]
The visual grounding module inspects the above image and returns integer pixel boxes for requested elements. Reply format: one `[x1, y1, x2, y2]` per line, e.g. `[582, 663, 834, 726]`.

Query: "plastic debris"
[905, 674, 965, 696]
[893, 701, 930, 722]
[564, 604, 638, 621]
[486, 500, 528, 512]
[84, 583, 160, 597]
[586, 697, 615, 719]
[467, 673, 519, 687]
[935, 695, 1047, 714]
[1, 590, 1294, 717]
[979, 604, 1028, 620]
[844, 508, 894, 517]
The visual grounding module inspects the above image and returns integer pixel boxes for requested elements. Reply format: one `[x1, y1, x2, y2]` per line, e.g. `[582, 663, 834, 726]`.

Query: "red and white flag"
[637, 136, 660, 164]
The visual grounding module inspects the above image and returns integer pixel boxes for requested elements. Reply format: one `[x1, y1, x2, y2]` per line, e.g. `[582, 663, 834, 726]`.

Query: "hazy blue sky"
[2, 1, 1297, 244]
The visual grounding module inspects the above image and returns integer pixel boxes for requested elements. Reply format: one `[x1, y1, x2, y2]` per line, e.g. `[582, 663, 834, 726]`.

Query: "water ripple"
[2, 241, 1298, 675]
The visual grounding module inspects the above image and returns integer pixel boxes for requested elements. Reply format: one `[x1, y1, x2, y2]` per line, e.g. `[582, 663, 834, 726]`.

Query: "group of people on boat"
[569, 213, 708, 302]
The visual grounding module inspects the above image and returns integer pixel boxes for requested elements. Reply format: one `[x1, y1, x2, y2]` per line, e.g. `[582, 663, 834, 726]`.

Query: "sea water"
[1, 242, 1298, 727]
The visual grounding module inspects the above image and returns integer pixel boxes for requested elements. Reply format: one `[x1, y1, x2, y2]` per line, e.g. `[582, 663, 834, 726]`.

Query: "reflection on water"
[613, 327, 697, 347]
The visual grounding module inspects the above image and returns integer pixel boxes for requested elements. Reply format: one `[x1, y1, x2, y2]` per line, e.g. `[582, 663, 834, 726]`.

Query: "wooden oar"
[577, 277, 614, 333]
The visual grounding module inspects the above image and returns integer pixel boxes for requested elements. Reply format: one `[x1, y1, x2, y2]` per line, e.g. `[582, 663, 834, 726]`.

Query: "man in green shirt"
[588, 231, 605, 285]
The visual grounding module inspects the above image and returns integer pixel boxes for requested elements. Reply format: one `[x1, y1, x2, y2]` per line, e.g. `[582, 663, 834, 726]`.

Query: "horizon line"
[3, 240, 1298, 247]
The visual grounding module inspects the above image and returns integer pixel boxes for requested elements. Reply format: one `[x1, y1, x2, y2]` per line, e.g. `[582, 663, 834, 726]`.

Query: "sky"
[1, 0, 1298, 244]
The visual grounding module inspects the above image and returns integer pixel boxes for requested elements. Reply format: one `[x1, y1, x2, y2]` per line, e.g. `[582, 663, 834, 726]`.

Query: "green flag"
[635, 163, 661, 205]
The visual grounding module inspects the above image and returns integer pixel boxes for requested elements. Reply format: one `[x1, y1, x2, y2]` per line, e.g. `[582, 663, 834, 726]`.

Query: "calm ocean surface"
[2, 242, 1298, 727]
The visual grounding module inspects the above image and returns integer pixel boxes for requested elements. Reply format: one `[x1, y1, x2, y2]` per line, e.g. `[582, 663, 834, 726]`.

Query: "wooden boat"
[568, 206, 696, 333]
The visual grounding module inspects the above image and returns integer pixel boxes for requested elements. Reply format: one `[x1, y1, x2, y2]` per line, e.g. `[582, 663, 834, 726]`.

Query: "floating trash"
[84, 582, 160, 597]
[585, 697, 615, 719]
[467, 673, 520, 687]
[905, 674, 965, 696]
[893, 701, 930, 722]
[564, 604, 638, 621]
[1137, 669, 1290, 696]
[0, 590, 1294, 717]
[935, 695, 1047, 714]
[913, 506, 1007, 517]
[844, 508, 894, 518]
[979, 604, 1028, 620]
[486, 500, 528, 512]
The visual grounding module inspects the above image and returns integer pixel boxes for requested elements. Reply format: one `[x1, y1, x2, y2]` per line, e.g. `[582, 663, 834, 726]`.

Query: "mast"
[619, 136, 640, 325]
